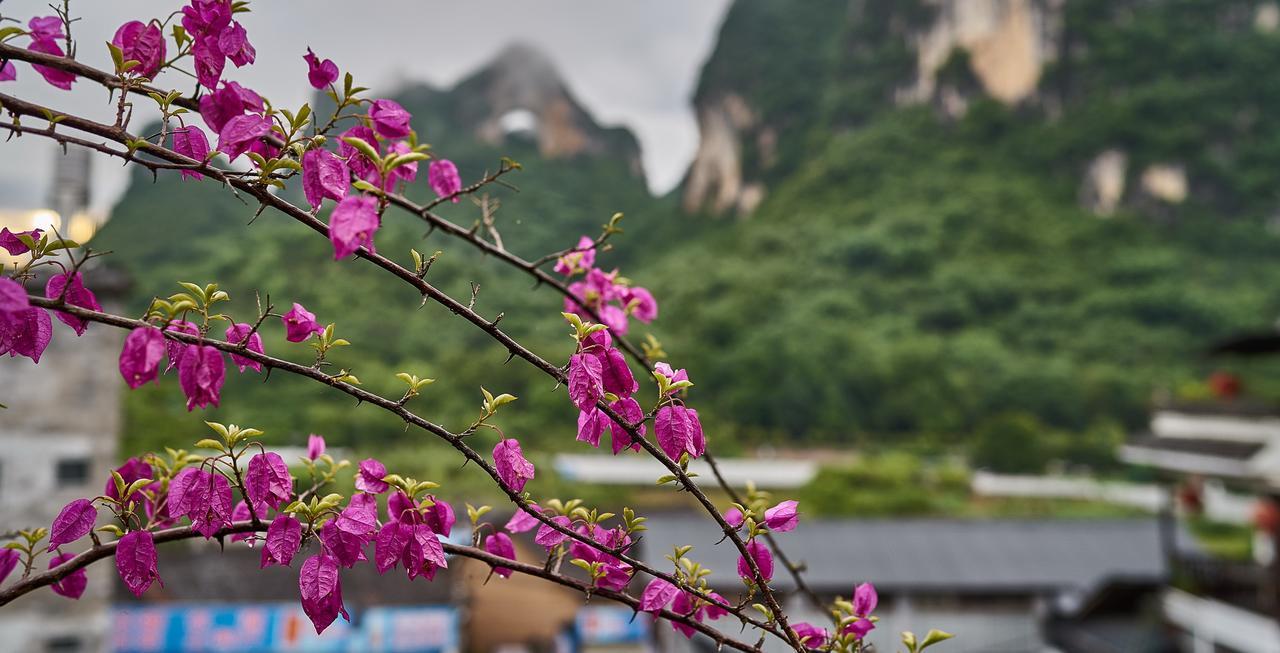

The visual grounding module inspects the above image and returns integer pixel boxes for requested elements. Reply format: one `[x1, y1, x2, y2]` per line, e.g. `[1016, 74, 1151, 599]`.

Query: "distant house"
[1117, 327, 1280, 652]
[639, 515, 1175, 653]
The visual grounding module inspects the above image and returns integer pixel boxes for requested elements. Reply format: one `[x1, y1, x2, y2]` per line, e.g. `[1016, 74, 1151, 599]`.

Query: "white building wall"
[0, 290, 126, 653]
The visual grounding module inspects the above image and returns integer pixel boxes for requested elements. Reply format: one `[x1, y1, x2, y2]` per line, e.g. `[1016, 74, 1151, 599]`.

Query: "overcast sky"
[0, 0, 731, 211]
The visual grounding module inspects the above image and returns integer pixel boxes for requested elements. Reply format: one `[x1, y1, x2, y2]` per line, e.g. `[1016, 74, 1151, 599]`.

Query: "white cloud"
[0, 0, 731, 211]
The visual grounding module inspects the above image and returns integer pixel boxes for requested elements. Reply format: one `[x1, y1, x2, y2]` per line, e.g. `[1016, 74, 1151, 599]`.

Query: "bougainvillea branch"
[23, 295, 787, 642]
[0, 93, 799, 646]
[0, 5, 958, 651]
[0, 517, 766, 653]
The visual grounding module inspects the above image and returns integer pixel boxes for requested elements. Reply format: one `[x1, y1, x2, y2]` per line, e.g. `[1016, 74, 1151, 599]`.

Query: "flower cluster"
[0, 264, 99, 365]
[638, 548, 729, 638]
[566, 321, 646, 455]
[182, 0, 255, 89]
[489, 501, 643, 593]
[33, 424, 462, 636]
[558, 236, 657, 336]
[23, 16, 76, 89]
[788, 583, 882, 650]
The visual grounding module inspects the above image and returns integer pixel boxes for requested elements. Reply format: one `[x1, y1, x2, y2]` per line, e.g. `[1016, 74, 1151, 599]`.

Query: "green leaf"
[920, 630, 954, 650]
[339, 136, 380, 163]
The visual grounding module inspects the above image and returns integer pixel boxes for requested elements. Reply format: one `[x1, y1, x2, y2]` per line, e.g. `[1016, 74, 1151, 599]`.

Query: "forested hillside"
[96, 0, 1280, 473]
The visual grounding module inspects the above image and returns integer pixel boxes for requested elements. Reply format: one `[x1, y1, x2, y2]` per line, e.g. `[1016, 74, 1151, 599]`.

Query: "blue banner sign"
[111, 604, 458, 653]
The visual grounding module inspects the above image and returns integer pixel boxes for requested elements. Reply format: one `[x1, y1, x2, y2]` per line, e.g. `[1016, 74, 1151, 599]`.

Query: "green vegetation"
[799, 452, 1143, 519]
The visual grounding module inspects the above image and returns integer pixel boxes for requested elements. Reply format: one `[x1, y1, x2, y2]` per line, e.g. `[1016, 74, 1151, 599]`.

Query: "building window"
[45, 636, 82, 653]
[55, 458, 90, 486]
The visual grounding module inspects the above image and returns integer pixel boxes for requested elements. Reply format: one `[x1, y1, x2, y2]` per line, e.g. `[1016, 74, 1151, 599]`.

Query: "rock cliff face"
[680, 0, 1280, 218]
[683, 0, 1071, 217]
[901, 0, 1062, 109]
[446, 44, 646, 182]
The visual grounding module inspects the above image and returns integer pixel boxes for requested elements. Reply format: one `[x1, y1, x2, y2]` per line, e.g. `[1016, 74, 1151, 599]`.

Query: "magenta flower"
[307, 434, 326, 460]
[724, 506, 745, 529]
[369, 99, 412, 139]
[163, 320, 199, 372]
[423, 497, 455, 537]
[45, 272, 101, 336]
[0, 61, 14, 82]
[597, 304, 628, 335]
[336, 493, 379, 537]
[329, 195, 380, 259]
[303, 47, 339, 89]
[493, 438, 535, 493]
[843, 619, 875, 639]
[623, 287, 658, 323]
[764, 500, 799, 532]
[387, 492, 419, 524]
[597, 561, 633, 591]
[640, 578, 680, 613]
[576, 408, 606, 448]
[319, 520, 368, 569]
[853, 582, 878, 616]
[504, 505, 541, 533]
[198, 81, 263, 133]
[483, 532, 517, 578]
[355, 458, 390, 494]
[178, 345, 225, 410]
[28, 16, 64, 41]
[217, 22, 254, 67]
[607, 397, 645, 454]
[405, 523, 448, 580]
[48, 552, 87, 599]
[112, 21, 166, 79]
[568, 352, 604, 411]
[28, 18, 75, 90]
[302, 148, 349, 209]
[737, 539, 773, 581]
[261, 514, 302, 569]
[48, 498, 97, 550]
[534, 515, 572, 549]
[227, 501, 253, 543]
[598, 347, 637, 398]
[224, 322, 264, 373]
[384, 141, 419, 188]
[116, 530, 161, 597]
[554, 236, 597, 276]
[0, 278, 28, 315]
[299, 553, 349, 634]
[172, 126, 211, 180]
[337, 125, 381, 183]
[190, 470, 233, 538]
[245, 452, 292, 514]
[428, 159, 462, 202]
[655, 404, 702, 461]
[0, 549, 18, 585]
[181, 0, 232, 36]
[654, 362, 690, 387]
[374, 521, 413, 574]
[0, 305, 52, 363]
[105, 458, 154, 504]
[282, 303, 323, 342]
[669, 592, 702, 638]
[0, 227, 42, 255]
[217, 113, 272, 161]
[191, 36, 225, 89]
[792, 623, 828, 649]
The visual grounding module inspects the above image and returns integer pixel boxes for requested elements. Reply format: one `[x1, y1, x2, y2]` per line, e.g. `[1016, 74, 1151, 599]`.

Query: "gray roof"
[639, 516, 1176, 595]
